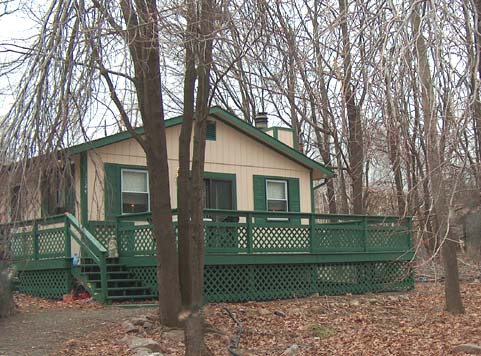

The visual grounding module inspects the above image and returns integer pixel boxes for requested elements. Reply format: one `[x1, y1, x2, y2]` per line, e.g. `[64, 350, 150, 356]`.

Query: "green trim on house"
[292, 129, 299, 151]
[104, 163, 149, 219]
[80, 152, 88, 225]
[204, 171, 237, 209]
[68, 107, 333, 179]
[253, 175, 300, 223]
[310, 171, 315, 213]
[68, 116, 183, 154]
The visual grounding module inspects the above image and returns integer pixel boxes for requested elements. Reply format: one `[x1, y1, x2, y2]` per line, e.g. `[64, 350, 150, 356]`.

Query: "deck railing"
[115, 210, 412, 258]
[1, 214, 109, 302]
[2, 210, 414, 301]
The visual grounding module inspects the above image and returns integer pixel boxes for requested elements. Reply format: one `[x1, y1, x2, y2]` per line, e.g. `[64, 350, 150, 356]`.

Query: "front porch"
[2, 210, 414, 303]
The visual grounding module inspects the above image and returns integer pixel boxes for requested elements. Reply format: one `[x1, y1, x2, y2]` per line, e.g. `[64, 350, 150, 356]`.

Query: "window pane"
[123, 171, 148, 192]
[122, 192, 148, 213]
[267, 200, 287, 212]
[266, 181, 286, 200]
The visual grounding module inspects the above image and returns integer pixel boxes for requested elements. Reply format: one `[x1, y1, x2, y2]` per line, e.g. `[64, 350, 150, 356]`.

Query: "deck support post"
[64, 216, 71, 259]
[309, 214, 315, 253]
[33, 221, 39, 261]
[246, 212, 252, 254]
[99, 253, 108, 303]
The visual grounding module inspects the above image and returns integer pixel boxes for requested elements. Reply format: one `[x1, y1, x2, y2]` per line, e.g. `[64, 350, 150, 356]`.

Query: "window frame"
[265, 179, 289, 221]
[120, 168, 150, 214]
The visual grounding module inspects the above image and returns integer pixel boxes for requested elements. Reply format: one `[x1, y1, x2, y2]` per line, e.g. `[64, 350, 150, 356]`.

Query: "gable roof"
[69, 106, 334, 179]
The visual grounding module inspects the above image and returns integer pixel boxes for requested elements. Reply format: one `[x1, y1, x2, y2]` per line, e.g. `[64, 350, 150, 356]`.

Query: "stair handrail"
[65, 213, 108, 302]
[65, 214, 107, 261]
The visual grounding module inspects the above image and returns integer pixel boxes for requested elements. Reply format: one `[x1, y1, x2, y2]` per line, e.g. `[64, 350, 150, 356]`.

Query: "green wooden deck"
[1, 210, 414, 303]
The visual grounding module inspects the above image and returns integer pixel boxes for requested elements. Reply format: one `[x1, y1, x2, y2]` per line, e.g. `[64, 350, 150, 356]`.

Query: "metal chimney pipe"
[254, 112, 268, 129]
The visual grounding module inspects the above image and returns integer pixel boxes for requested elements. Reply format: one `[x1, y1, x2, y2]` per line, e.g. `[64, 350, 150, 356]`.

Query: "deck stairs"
[73, 257, 156, 302]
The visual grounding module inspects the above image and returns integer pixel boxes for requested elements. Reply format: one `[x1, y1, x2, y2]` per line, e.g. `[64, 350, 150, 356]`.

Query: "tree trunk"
[0, 262, 14, 319]
[411, 2, 464, 314]
[181, 0, 214, 354]
[338, 0, 364, 214]
[385, 73, 406, 216]
[178, 0, 197, 310]
[119, 0, 182, 326]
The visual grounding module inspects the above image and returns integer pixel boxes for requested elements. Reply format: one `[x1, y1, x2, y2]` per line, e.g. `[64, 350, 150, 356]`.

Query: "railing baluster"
[99, 252, 108, 303]
[309, 214, 315, 253]
[64, 215, 71, 259]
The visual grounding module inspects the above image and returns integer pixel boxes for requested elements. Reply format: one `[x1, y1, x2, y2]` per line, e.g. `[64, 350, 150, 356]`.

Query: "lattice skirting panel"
[128, 266, 159, 297]
[16, 269, 72, 299]
[128, 261, 413, 303]
[204, 261, 413, 302]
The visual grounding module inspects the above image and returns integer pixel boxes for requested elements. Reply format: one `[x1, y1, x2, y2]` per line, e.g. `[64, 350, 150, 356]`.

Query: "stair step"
[83, 270, 133, 275]
[82, 257, 119, 263]
[81, 263, 124, 267]
[107, 286, 151, 291]
[90, 280, 143, 289]
[108, 294, 157, 300]
[89, 278, 143, 283]
[108, 289, 151, 297]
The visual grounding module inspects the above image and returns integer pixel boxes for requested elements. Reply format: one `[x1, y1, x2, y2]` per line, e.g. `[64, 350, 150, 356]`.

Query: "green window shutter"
[288, 178, 300, 223]
[206, 121, 216, 141]
[65, 185, 76, 214]
[253, 175, 266, 223]
[104, 164, 121, 220]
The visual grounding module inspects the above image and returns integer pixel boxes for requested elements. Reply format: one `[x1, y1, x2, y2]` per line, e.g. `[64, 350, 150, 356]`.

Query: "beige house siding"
[85, 116, 312, 220]
[264, 128, 294, 148]
[0, 170, 43, 222]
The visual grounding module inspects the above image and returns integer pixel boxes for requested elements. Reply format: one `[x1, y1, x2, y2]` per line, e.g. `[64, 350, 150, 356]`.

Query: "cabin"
[0, 107, 414, 303]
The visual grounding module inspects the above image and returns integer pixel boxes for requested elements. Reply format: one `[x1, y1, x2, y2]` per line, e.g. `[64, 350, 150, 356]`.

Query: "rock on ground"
[121, 320, 137, 333]
[120, 335, 161, 352]
[451, 344, 481, 354]
[130, 316, 150, 326]
[283, 344, 300, 355]
[162, 329, 184, 342]
[133, 347, 164, 356]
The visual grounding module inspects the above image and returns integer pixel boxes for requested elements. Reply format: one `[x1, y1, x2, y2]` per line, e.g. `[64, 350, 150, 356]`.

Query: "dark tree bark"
[177, 0, 214, 354]
[411, 2, 464, 314]
[338, 0, 364, 214]
[117, 0, 182, 326]
[385, 73, 406, 216]
[178, 0, 197, 311]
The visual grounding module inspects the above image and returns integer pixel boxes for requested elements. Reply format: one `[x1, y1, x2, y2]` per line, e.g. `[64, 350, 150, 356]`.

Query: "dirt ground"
[0, 297, 152, 356]
[3, 282, 481, 356]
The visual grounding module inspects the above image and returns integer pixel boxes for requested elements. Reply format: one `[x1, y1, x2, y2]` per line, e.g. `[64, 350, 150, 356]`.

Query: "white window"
[121, 169, 149, 214]
[266, 179, 288, 212]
